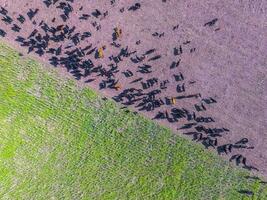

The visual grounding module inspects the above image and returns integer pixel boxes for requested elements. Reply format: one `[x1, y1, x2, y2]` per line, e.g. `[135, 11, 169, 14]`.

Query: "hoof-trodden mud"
[0, 0, 266, 178]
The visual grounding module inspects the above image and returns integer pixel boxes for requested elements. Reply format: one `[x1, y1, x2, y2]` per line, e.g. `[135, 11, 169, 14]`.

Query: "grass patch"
[0, 42, 266, 199]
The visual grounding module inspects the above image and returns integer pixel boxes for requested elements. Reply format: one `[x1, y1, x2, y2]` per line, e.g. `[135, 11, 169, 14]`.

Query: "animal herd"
[0, 1, 265, 191]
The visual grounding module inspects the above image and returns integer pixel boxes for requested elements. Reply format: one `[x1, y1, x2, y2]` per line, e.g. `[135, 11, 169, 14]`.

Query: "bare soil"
[0, 0, 266, 178]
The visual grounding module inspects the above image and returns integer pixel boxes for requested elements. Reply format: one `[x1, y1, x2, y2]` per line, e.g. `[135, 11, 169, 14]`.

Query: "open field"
[0, 43, 266, 199]
[0, 0, 266, 177]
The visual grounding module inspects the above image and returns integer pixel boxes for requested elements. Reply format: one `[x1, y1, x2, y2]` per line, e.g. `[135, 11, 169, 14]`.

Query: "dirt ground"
[0, 0, 266, 178]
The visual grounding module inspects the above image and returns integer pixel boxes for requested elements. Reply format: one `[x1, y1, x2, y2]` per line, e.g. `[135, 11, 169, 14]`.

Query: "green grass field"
[0, 42, 266, 199]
